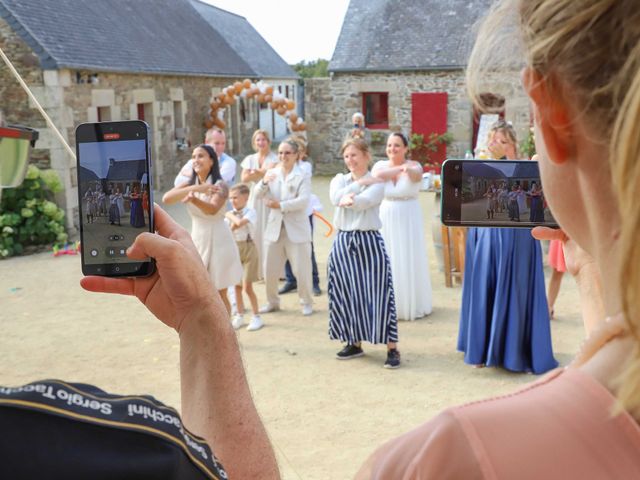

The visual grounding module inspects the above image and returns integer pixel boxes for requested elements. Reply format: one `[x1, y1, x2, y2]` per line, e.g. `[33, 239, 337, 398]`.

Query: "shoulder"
[221, 153, 236, 164]
[357, 410, 477, 479]
[372, 160, 388, 171]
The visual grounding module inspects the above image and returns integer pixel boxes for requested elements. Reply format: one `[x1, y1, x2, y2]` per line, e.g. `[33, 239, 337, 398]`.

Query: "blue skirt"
[457, 228, 558, 373]
[129, 199, 146, 228]
[328, 230, 398, 344]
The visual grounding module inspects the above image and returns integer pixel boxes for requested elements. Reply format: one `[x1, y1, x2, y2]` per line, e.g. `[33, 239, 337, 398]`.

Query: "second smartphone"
[75, 120, 155, 276]
[441, 159, 559, 229]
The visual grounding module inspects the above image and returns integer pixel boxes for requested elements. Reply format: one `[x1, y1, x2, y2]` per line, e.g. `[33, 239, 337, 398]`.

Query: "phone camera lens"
[454, 165, 460, 170]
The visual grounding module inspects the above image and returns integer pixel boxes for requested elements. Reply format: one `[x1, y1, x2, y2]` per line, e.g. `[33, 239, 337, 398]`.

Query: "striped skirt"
[328, 230, 398, 344]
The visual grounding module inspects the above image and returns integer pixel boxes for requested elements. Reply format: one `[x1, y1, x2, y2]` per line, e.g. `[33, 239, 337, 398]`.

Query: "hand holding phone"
[75, 121, 155, 277]
[441, 159, 559, 228]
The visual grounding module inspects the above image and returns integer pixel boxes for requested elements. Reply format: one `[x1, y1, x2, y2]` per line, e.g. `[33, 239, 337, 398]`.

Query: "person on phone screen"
[458, 120, 556, 373]
[357, 0, 640, 477]
[163, 144, 242, 315]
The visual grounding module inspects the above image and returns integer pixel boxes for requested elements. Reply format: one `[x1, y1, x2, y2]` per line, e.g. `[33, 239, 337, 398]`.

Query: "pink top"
[549, 239, 566, 272]
[357, 317, 640, 480]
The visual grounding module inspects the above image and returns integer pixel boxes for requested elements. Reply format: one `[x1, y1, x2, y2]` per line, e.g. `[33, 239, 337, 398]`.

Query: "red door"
[411, 92, 448, 172]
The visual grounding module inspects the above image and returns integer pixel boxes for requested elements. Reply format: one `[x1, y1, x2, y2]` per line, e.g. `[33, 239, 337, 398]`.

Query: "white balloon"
[240, 89, 247, 98]
[273, 91, 284, 101]
[217, 110, 225, 120]
[250, 82, 257, 90]
[296, 117, 303, 124]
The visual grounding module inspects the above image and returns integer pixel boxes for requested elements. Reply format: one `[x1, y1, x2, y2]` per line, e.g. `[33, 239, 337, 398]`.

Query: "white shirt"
[240, 151, 278, 172]
[330, 172, 385, 231]
[174, 153, 237, 187]
[225, 207, 256, 242]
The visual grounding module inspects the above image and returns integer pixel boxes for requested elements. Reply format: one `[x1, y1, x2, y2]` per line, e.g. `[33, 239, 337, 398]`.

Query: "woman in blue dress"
[128, 185, 146, 228]
[528, 182, 546, 222]
[457, 120, 557, 374]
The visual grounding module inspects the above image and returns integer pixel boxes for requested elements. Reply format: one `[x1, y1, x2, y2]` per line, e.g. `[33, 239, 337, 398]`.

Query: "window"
[97, 106, 111, 122]
[173, 101, 183, 130]
[137, 103, 153, 124]
[363, 92, 389, 129]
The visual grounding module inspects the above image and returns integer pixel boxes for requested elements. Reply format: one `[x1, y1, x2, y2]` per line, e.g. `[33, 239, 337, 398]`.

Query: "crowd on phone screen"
[82, 183, 148, 227]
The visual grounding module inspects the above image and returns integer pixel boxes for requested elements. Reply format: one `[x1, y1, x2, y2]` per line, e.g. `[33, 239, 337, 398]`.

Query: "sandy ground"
[0, 176, 584, 479]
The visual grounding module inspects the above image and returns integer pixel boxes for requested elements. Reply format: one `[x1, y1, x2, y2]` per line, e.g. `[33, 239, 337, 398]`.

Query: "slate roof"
[190, 0, 298, 79]
[0, 0, 258, 77]
[329, 0, 492, 73]
[107, 159, 148, 181]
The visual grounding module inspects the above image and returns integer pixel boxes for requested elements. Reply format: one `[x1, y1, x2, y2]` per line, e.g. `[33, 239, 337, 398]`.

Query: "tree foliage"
[291, 58, 329, 78]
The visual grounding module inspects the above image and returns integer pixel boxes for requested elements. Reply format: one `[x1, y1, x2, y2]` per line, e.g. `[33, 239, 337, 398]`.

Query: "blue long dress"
[457, 228, 558, 374]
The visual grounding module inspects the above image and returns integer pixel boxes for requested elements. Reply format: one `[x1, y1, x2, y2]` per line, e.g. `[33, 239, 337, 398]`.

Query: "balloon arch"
[204, 78, 306, 132]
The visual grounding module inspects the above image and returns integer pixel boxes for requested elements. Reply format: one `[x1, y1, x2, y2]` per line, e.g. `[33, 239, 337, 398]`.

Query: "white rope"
[0, 46, 76, 161]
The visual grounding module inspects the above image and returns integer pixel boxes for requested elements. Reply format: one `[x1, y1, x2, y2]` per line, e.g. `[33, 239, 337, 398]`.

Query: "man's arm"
[80, 206, 280, 479]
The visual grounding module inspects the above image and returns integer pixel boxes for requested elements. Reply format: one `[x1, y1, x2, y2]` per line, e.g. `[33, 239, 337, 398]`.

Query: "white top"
[330, 172, 385, 231]
[225, 207, 256, 242]
[240, 151, 278, 171]
[298, 159, 312, 179]
[174, 152, 237, 187]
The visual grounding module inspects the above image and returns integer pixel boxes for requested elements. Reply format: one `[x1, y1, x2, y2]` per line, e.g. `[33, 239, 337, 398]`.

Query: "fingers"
[531, 226, 567, 242]
[80, 276, 136, 296]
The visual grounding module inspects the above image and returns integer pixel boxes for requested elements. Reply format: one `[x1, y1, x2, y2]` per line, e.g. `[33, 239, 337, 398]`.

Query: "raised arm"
[80, 206, 280, 480]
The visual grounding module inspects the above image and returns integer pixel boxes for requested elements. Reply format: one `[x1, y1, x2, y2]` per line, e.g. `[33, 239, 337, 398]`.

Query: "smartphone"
[75, 120, 155, 276]
[441, 159, 559, 228]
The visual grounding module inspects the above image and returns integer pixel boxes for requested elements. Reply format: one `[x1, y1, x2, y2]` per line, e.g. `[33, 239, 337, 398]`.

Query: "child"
[225, 183, 263, 331]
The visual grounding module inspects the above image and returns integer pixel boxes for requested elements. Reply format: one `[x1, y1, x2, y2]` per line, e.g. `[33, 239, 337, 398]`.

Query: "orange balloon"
[289, 112, 298, 123]
[213, 117, 226, 129]
[276, 106, 287, 116]
[234, 81, 243, 94]
[298, 123, 306, 131]
[226, 95, 236, 105]
[251, 87, 260, 96]
[210, 101, 219, 110]
[264, 94, 272, 103]
[290, 123, 299, 132]
[204, 118, 214, 129]
[246, 90, 255, 99]
[286, 100, 295, 110]
[265, 85, 274, 95]
[257, 94, 266, 103]
[270, 101, 278, 109]
[243, 79, 251, 89]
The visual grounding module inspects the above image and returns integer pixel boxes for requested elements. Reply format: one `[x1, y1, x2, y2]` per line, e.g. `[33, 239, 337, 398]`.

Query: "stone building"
[0, 0, 298, 231]
[306, 0, 531, 174]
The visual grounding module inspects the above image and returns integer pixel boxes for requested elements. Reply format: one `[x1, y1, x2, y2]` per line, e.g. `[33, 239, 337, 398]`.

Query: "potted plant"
[409, 131, 454, 173]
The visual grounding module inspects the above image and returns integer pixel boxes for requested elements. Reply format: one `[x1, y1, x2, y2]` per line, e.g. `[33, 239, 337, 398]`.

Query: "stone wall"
[305, 70, 531, 174]
[1, 16, 259, 233]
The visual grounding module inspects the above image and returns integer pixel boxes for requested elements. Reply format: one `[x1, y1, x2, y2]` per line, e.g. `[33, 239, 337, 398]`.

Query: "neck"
[282, 163, 293, 175]
[197, 172, 209, 184]
[351, 169, 367, 180]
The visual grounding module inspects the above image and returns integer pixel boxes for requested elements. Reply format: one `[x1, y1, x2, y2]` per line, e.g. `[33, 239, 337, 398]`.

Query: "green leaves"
[0, 166, 67, 259]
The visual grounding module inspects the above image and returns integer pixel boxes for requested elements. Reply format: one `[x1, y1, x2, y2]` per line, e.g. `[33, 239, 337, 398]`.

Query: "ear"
[521, 68, 574, 164]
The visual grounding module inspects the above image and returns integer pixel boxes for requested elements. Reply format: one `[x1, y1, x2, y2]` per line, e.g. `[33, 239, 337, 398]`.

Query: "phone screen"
[441, 159, 558, 228]
[75, 121, 155, 276]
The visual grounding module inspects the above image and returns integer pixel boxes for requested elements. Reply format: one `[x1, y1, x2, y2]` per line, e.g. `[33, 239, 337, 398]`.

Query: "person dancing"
[328, 138, 400, 368]
[162, 144, 242, 314]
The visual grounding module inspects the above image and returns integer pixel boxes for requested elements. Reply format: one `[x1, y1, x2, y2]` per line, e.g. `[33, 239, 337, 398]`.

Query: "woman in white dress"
[163, 144, 243, 314]
[372, 132, 433, 320]
[240, 130, 279, 278]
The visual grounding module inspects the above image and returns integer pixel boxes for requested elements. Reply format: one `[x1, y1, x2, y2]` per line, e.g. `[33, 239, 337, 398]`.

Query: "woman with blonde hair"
[240, 129, 278, 276]
[357, 0, 640, 477]
[458, 118, 555, 374]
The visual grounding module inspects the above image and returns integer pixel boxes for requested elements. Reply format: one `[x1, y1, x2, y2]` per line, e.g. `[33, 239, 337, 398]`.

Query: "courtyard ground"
[0, 176, 584, 479]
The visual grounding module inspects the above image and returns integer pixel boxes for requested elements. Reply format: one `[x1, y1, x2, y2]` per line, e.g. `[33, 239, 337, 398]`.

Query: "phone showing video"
[75, 120, 155, 276]
[441, 159, 559, 228]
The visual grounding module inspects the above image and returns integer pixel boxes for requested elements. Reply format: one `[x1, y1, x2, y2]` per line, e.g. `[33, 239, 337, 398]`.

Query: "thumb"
[531, 226, 567, 242]
[127, 232, 181, 261]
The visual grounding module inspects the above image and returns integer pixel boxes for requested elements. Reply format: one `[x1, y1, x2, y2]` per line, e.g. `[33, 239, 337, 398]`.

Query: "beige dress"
[187, 189, 242, 290]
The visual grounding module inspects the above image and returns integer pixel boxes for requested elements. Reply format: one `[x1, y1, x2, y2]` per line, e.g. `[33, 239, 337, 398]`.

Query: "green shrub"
[0, 165, 67, 258]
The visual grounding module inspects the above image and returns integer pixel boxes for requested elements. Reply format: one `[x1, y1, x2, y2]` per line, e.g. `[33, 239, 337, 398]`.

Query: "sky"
[202, 0, 351, 64]
[79, 140, 147, 178]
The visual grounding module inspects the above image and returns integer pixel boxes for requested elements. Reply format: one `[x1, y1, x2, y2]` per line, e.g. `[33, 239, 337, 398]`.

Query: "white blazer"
[255, 163, 311, 243]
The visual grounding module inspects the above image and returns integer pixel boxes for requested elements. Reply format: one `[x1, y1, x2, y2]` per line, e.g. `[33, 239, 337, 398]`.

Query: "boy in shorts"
[225, 183, 263, 331]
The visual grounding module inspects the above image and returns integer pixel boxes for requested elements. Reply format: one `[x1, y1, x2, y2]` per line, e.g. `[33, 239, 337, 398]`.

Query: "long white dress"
[375, 161, 433, 320]
[241, 152, 278, 278]
[187, 190, 243, 290]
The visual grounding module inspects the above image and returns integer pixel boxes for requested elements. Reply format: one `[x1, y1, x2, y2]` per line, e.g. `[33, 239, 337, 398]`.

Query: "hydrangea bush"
[0, 165, 67, 258]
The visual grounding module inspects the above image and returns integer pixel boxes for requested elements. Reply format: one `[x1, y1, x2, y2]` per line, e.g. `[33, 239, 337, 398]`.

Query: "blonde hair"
[251, 129, 271, 151]
[488, 119, 519, 158]
[468, 0, 640, 416]
[340, 137, 371, 157]
[230, 183, 250, 196]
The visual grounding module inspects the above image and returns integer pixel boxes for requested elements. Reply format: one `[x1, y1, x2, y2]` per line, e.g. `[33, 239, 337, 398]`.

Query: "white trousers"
[264, 227, 312, 307]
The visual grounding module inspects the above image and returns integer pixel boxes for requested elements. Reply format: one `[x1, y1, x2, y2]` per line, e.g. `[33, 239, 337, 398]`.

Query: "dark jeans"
[284, 215, 320, 289]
